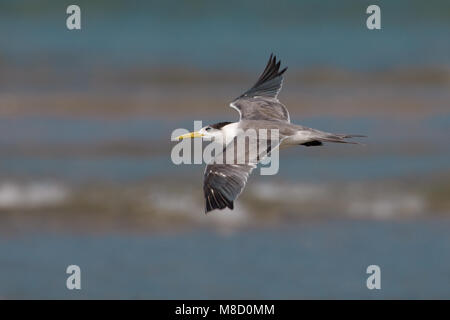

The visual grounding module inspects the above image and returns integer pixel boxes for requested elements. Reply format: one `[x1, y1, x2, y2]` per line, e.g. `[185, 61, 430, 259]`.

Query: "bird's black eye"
[205, 127, 211, 131]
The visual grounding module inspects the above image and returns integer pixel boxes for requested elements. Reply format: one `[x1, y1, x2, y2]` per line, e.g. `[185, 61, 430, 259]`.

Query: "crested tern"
[176, 54, 365, 213]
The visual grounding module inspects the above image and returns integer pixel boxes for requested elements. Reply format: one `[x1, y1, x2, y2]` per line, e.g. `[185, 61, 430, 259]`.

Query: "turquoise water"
[1, 220, 449, 299]
[1, 0, 449, 300]
[1, 0, 449, 70]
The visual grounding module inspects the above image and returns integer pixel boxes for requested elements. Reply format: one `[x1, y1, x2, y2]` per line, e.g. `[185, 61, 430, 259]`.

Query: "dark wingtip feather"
[236, 54, 288, 99]
[204, 188, 235, 213]
[204, 200, 234, 214]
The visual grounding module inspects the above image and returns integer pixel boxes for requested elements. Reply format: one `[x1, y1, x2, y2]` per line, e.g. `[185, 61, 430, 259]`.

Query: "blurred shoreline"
[1, 172, 449, 235]
[1, 65, 449, 118]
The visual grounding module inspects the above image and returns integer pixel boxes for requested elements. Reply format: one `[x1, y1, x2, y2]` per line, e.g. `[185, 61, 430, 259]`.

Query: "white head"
[176, 122, 236, 141]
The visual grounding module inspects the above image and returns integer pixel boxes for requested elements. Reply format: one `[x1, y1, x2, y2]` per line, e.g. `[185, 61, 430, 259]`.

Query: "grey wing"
[231, 97, 290, 122]
[203, 135, 281, 213]
[203, 163, 255, 213]
[230, 54, 290, 122]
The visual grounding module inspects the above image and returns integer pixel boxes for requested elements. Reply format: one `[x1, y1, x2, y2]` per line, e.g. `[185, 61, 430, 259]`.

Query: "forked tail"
[318, 133, 366, 145]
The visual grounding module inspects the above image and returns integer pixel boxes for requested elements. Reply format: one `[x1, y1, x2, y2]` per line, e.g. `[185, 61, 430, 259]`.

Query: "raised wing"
[231, 97, 290, 122]
[230, 54, 290, 122]
[203, 134, 281, 213]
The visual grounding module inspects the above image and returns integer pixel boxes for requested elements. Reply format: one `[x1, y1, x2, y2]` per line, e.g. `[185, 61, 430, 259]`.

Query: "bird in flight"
[176, 54, 365, 213]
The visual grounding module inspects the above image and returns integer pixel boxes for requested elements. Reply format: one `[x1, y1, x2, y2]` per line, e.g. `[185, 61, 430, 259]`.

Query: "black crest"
[209, 122, 232, 130]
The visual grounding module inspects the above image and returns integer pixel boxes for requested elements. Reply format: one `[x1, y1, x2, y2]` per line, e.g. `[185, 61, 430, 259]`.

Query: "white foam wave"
[0, 182, 69, 209]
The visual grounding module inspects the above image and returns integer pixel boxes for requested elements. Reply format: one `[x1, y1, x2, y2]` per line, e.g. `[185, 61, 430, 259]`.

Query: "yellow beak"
[175, 131, 204, 140]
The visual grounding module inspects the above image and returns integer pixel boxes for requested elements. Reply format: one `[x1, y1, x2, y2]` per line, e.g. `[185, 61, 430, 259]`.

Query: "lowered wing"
[203, 133, 281, 213]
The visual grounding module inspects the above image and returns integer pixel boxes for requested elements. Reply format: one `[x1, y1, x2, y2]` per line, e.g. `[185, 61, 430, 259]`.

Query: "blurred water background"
[0, 0, 449, 299]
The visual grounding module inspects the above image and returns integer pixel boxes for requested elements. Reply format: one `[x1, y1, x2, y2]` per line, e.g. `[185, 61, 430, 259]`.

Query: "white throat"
[221, 122, 240, 143]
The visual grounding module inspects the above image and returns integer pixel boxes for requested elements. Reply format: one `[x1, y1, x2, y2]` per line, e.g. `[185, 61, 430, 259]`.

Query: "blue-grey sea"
[1, 220, 450, 299]
[0, 0, 449, 299]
